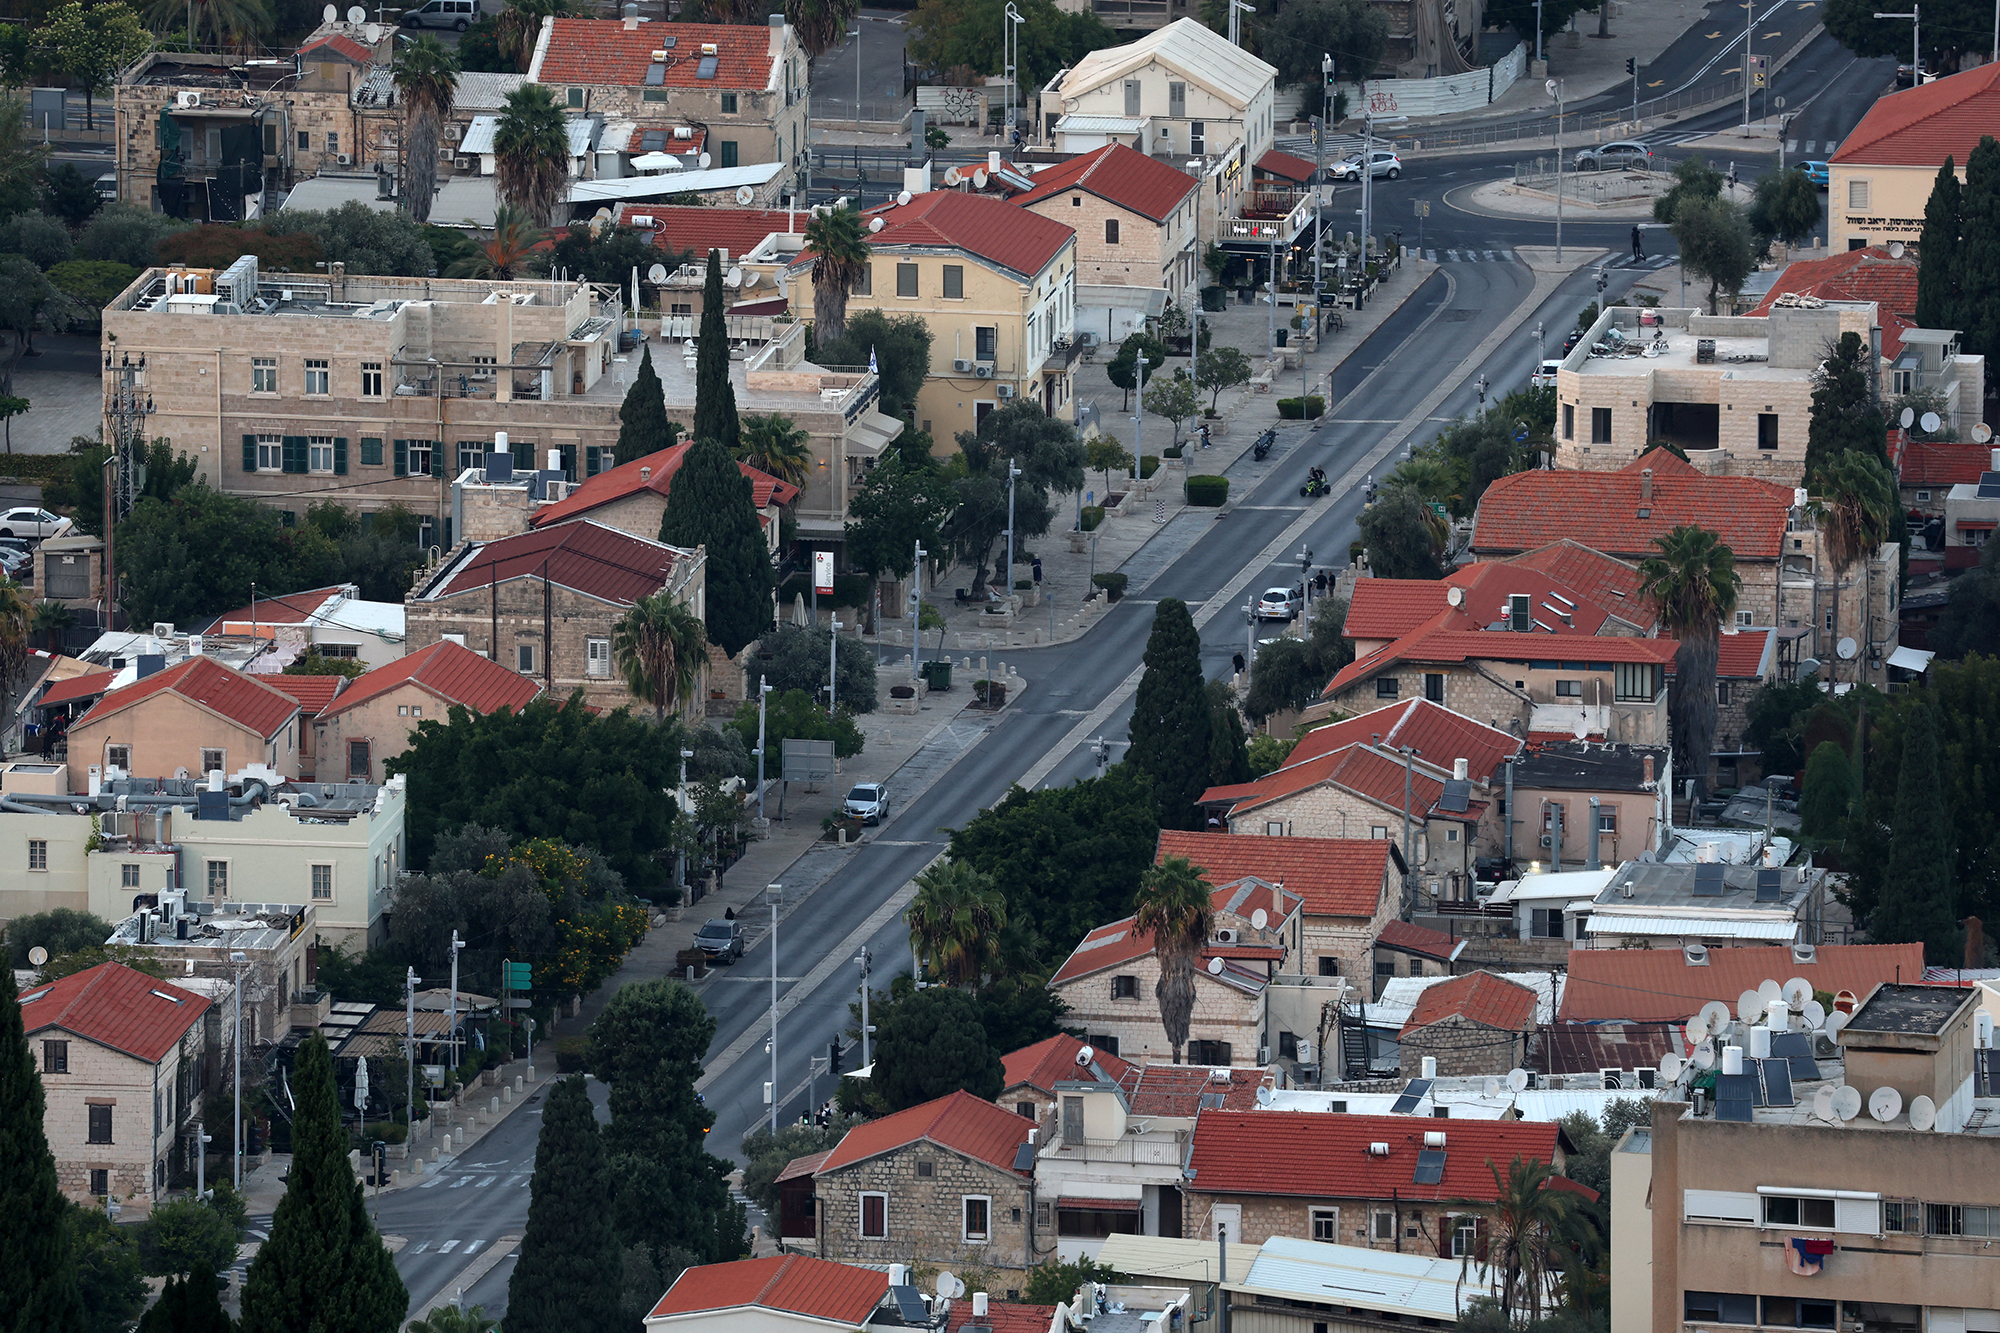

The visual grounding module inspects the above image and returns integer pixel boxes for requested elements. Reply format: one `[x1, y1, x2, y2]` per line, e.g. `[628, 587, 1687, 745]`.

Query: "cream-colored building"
[787, 190, 1080, 444]
[312, 639, 541, 784]
[1829, 62, 2000, 253]
[22, 962, 211, 1217]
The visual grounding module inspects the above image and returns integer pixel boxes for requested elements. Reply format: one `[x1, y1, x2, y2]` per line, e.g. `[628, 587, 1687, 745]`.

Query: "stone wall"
[816, 1144, 1033, 1286]
[1021, 190, 1195, 308]
[1053, 951, 1263, 1066]
[40, 1019, 204, 1219]
[1398, 1013, 1529, 1077]
[1185, 1190, 1469, 1254]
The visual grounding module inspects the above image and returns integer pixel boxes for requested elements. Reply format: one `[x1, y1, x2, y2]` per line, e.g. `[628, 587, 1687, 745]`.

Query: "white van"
[401, 0, 476, 29]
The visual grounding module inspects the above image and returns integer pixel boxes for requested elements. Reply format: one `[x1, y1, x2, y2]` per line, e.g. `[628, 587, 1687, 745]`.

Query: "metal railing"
[1386, 73, 1747, 154]
[1511, 157, 1660, 204]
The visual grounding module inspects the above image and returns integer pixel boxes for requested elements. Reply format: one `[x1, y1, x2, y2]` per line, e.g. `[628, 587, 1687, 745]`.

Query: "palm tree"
[1390, 454, 1455, 507]
[1131, 855, 1213, 1064]
[493, 0, 568, 72]
[407, 1306, 499, 1333]
[0, 576, 29, 702]
[1809, 449, 1897, 683]
[1637, 524, 1741, 803]
[143, 0, 269, 49]
[611, 591, 708, 722]
[1445, 1156, 1596, 1324]
[392, 35, 460, 225]
[446, 206, 543, 280]
[31, 599, 71, 652]
[494, 83, 570, 227]
[801, 206, 870, 345]
[785, 0, 859, 57]
[737, 413, 812, 488]
[905, 860, 1006, 986]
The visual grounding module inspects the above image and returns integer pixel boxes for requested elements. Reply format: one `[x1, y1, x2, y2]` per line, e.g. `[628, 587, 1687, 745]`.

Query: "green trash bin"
[923, 660, 953, 690]
[1276, 328, 1289, 347]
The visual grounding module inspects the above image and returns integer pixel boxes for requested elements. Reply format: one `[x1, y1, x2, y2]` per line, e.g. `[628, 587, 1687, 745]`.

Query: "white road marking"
[412, 1241, 430, 1254]
[476, 1176, 496, 1187]
[439, 1239, 460, 1254]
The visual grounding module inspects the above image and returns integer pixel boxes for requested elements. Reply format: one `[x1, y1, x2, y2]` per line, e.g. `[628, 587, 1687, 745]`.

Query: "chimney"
[1643, 754, 1655, 786]
[1969, 916, 1985, 971]
[640, 466, 651, 483]
[1640, 468, 1654, 501]
[1272, 880, 1283, 920]
[768, 12, 785, 56]
[1453, 757, 1468, 781]
[622, 6, 640, 29]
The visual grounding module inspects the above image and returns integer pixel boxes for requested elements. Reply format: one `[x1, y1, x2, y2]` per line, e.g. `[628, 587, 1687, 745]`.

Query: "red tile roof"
[1286, 700, 1521, 782]
[264, 674, 346, 716]
[1714, 629, 1775, 679]
[1185, 1111, 1558, 1203]
[1505, 540, 1652, 626]
[614, 204, 799, 260]
[774, 1150, 833, 1184]
[19, 962, 211, 1064]
[1122, 1064, 1266, 1116]
[1200, 735, 1488, 826]
[1559, 943, 1927, 1023]
[1472, 452, 1796, 561]
[817, 1090, 1034, 1176]
[1534, 1020, 1686, 1076]
[1049, 879, 1302, 986]
[647, 1255, 886, 1324]
[1376, 920, 1464, 963]
[947, 1302, 1058, 1333]
[298, 32, 372, 63]
[1255, 149, 1319, 183]
[856, 190, 1075, 279]
[208, 584, 349, 631]
[1831, 62, 2000, 168]
[1898, 435, 1997, 487]
[530, 444, 796, 530]
[1011, 143, 1197, 222]
[77, 656, 300, 740]
[1343, 579, 1454, 640]
[427, 520, 682, 606]
[1750, 247, 1921, 357]
[39, 671, 115, 707]
[1157, 830, 1393, 919]
[1001, 1033, 1136, 1097]
[317, 640, 542, 721]
[1402, 971, 1538, 1037]
[1325, 627, 1680, 697]
[537, 19, 777, 90]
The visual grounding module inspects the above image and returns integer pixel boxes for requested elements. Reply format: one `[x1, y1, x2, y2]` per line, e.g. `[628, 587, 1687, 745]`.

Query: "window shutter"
[393, 439, 408, 477]
[282, 435, 307, 474]
[334, 437, 348, 475]
[585, 445, 600, 476]
[360, 437, 383, 466]
[559, 444, 577, 478]
[242, 435, 258, 473]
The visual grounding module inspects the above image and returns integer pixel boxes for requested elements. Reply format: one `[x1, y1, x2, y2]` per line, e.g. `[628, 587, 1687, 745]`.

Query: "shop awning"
[1059, 1197, 1142, 1212]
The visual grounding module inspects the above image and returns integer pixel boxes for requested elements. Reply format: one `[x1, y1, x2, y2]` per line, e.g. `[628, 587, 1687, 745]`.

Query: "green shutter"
[282, 435, 307, 474]
[333, 437, 348, 475]
[393, 439, 408, 477]
[585, 446, 600, 476]
[242, 434, 258, 473]
[512, 438, 534, 470]
[360, 437, 383, 467]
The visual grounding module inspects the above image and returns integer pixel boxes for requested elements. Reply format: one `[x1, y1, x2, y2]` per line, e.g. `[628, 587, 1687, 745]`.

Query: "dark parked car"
[695, 918, 744, 964]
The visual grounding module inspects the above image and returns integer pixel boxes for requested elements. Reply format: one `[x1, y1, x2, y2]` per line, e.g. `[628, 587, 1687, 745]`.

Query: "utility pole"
[1360, 113, 1375, 281]
[1743, 0, 1754, 127]
[1004, 464, 1022, 597]
[1003, 3, 1024, 144]
[1547, 79, 1564, 263]
[447, 929, 465, 1076]
[910, 541, 927, 681]
[231, 950, 248, 1187]
[768, 892, 781, 1133]
[755, 674, 772, 822]
[828, 617, 843, 712]
[1874, 6, 1919, 81]
[1315, 55, 1332, 302]
[679, 748, 694, 896]
[404, 966, 418, 1143]
[856, 946, 873, 1066]
[1534, 0, 1544, 64]
[1398, 746, 1420, 913]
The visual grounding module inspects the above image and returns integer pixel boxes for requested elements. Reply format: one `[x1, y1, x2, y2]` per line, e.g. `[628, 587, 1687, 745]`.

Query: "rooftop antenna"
[1207, 957, 1226, 976]
[1699, 1000, 1733, 1034]
[1831, 1085, 1863, 1122]
[1659, 1052, 1684, 1082]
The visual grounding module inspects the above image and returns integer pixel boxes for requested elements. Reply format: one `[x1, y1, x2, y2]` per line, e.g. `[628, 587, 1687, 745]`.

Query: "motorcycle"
[1252, 429, 1277, 461]
[1300, 475, 1330, 498]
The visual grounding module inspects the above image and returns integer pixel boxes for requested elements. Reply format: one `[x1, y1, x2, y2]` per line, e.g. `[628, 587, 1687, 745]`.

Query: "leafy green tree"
[46, 260, 139, 315]
[1637, 525, 1742, 802]
[1916, 158, 1963, 331]
[1106, 331, 1165, 410]
[1651, 155, 1724, 226]
[1804, 331, 1888, 485]
[1825, 0, 1986, 68]
[844, 450, 956, 608]
[539, 223, 663, 289]
[730, 687, 866, 758]
[506, 1076, 621, 1333]
[0, 255, 83, 393]
[405, 1307, 495, 1333]
[1085, 435, 1135, 494]
[74, 203, 187, 267]
[1263, 0, 1388, 92]
[750, 624, 877, 713]
[4, 906, 113, 966]
[1206, 679, 1251, 788]
[70, 1204, 148, 1333]
[908, 0, 1115, 92]
[1798, 740, 1856, 843]
[1246, 733, 1297, 777]
[908, 860, 1006, 986]
[1669, 194, 1756, 315]
[261, 203, 433, 277]
[1127, 598, 1212, 831]
[492, 83, 569, 227]
[693, 251, 741, 451]
[112, 486, 344, 629]
[659, 434, 771, 657]
[1956, 136, 2000, 366]
[785, 0, 860, 57]
[1555, 1100, 1651, 1204]
[1358, 484, 1445, 579]
[0, 95, 46, 222]
[1196, 345, 1253, 412]
[39, 162, 100, 228]
[1747, 169, 1823, 251]
[1482, 0, 1599, 48]
[1025, 1258, 1119, 1306]
[1133, 855, 1213, 1063]
[454, 15, 513, 72]
[383, 866, 558, 978]
[492, 0, 569, 72]
[0, 966, 82, 1333]
[1745, 676, 1834, 776]
[1869, 705, 1960, 962]
[0, 212, 72, 270]
[1243, 637, 1319, 724]
[738, 1117, 859, 1216]
[138, 1272, 234, 1333]
[1142, 371, 1201, 449]
[1931, 538, 2000, 659]
[240, 1034, 406, 1333]
[945, 403, 1085, 593]
[1305, 596, 1354, 681]
[39, 2, 149, 120]
[140, 1195, 241, 1277]
[873, 985, 1002, 1110]
[814, 310, 934, 421]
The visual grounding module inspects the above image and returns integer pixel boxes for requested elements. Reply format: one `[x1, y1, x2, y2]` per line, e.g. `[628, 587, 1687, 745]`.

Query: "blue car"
[1801, 161, 1830, 189]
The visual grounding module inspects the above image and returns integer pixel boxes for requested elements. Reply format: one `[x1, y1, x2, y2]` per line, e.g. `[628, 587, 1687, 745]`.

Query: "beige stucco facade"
[66, 692, 303, 796]
[0, 811, 95, 924]
[1022, 182, 1199, 320]
[37, 1007, 207, 1218]
[313, 682, 476, 785]
[1827, 159, 1936, 255]
[1506, 783, 1666, 869]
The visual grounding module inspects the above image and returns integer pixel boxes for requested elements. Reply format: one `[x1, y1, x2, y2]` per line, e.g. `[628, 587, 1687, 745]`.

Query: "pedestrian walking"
[1031, 556, 1043, 585]
[1200, 422, 1212, 448]
[1232, 651, 1246, 676]
[1631, 225, 1644, 261]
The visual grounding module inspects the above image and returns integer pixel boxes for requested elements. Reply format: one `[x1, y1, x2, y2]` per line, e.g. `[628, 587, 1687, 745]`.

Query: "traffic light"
[1626, 57, 1635, 75]
[829, 1037, 843, 1074]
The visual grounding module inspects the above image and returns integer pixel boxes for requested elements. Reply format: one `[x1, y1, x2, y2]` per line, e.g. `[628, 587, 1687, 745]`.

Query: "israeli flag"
[869, 345, 878, 375]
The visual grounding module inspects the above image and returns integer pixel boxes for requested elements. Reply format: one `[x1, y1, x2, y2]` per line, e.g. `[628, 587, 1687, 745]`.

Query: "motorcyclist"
[1306, 466, 1328, 494]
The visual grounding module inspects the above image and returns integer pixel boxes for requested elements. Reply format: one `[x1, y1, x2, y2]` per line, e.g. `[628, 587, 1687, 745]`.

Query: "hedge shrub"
[1276, 396, 1326, 420]
[1139, 455, 1160, 479]
[1163, 445, 1183, 460]
[1185, 475, 1230, 507]
[1092, 572, 1128, 600]
[553, 1035, 593, 1073]
[1080, 505, 1105, 531]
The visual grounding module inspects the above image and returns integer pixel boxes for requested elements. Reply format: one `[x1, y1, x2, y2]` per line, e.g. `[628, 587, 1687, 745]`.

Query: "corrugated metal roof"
[1231, 1236, 1496, 1321]
[1096, 1234, 1255, 1286]
[1581, 913, 1800, 940]
[20, 962, 211, 1064]
[421, 520, 685, 606]
[39, 671, 115, 707]
[459, 114, 497, 155]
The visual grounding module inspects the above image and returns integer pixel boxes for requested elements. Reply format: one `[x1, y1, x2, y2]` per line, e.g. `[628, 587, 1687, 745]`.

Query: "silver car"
[1574, 140, 1654, 171]
[843, 782, 888, 825]
[1255, 587, 1301, 622]
[1331, 150, 1401, 181]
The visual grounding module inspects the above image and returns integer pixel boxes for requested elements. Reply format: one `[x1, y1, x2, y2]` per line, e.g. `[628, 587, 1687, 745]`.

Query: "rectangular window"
[304, 359, 329, 394]
[252, 357, 277, 393]
[567, 86, 584, 108]
[200, 748, 224, 774]
[406, 441, 432, 476]
[1599, 808, 1617, 833]
[1371, 825, 1389, 839]
[586, 637, 611, 678]
[1556, 679, 1582, 697]
[361, 438, 383, 466]
[1105, 218, 1120, 244]
[1761, 1297, 1837, 1329]
[720, 92, 738, 113]
[88, 1104, 112, 1143]
[860, 1192, 887, 1238]
[1318, 956, 1340, 976]
[1562, 401, 1574, 439]
[206, 860, 228, 897]
[1187, 1039, 1231, 1064]
[311, 865, 333, 901]
[1112, 974, 1137, 999]
[719, 140, 738, 168]
[518, 644, 535, 673]
[1266, 821, 1285, 836]
[1590, 406, 1612, 443]
[1883, 1200, 1918, 1233]
[943, 265, 964, 299]
[122, 863, 140, 887]
[1310, 1207, 1339, 1242]
[896, 263, 918, 297]
[1424, 673, 1444, 702]
[1763, 1195, 1836, 1228]
[107, 744, 130, 771]
[1451, 1216, 1478, 1258]
[852, 266, 871, 296]
[309, 436, 335, 473]
[42, 1040, 67, 1074]
[1124, 80, 1141, 116]
[1925, 1203, 2000, 1236]
[1167, 80, 1186, 117]
[963, 1196, 990, 1242]
[361, 362, 383, 397]
[1847, 178, 1869, 210]
[1530, 907, 1564, 939]
[1375, 676, 1399, 698]
[348, 739, 370, 779]
[89, 1168, 108, 1196]
[1613, 662, 1657, 701]
[975, 326, 996, 361]
[1758, 412, 1779, 449]
[325, 131, 338, 155]
[1189, 121, 1206, 153]
[256, 435, 282, 472]
[1371, 1210, 1394, 1241]
[27, 839, 46, 871]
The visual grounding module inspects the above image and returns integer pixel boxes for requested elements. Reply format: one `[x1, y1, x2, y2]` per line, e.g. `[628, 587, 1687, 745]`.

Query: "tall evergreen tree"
[1957, 135, 2000, 366]
[239, 1033, 406, 1333]
[506, 1077, 621, 1333]
[1870, 704, 1960, 963]
[1802, 331, 1887, 487]
[615, 344, 680, 467]
[1126, 598, 1212, 830]
[692, 250, 740, 452]
[0, 966, 83, 1333]
[658, 435, 772, 657]
[138, 1272, 234, 1333]
[1915, 157, 1963, 331]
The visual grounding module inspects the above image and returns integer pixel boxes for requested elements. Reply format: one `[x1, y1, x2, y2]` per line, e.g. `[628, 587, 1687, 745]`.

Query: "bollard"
[502, 1085, 512, 1104]
[513, 1075, 523, 1093]
[490, 1096, 500, 1115]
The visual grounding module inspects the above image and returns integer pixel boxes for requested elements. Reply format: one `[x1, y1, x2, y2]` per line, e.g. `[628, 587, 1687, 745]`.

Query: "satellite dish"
[322, 3, 337, 19]
[1686, 1014, 1712, 1046]
[1812, 1084, 1837, 1121]
[1921, 411, 1942, 433]
[1900, 407, 1916, 429]
[1076, 1045, 1094, 1066]
[1256, 1085, 1275, 1106]
[1909, 1093, 1937, 1131]
[1823, 1010, 1851, 1039]
[1782, 978, 1813, 1010]
[943, 166, 962, 186]
[724, 267, 741, 287]
[1869, 1086, 1903, 1122]
[647, 263, 668, 284]
[1975, 422, 1994, 444]
[1831, 1085, 1863, 1121]
[741, 270, 759, 288]
[936, 1272, 960, 1300]
[1659, 1052, 1683, 1081]
[364, 20, 379, 39]
[777, 273, 789, 297]
[896, 189, 912, 206]
[1692, 1045, 1716, 1070]
[735, 185, 755, 205]
[698, 152, 712, 168]
[1833, 988, 1860, 1015]
[1801, 999, 1827, 1030]
[1889, 240, 1907, 258]
[1251, 908, 1269, 930]
[1484, 1077, 1501, 1097]
[973, 168, 989, 189]
[1700, 1000, 1733, 1033]
[27, 946, 47, 966]
[1837, 637, 1859, 660]
[868, 216, 884, 233]
[1738, 990, 1767, 1024]
[1757, 978, 1784, 1006]
[347, 3, 365, 17]
[1207, 956, 1225, 975]
[593, 206, 613, 223]
[1506, 1068, 1529, 1093]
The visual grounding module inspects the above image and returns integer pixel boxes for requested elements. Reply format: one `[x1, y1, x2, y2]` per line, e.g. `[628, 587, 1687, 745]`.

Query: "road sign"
[1774, 96, 1786, 108]
[782, 737, 836, 784]
[503, 961, 532, 989]
[505, 999, 534, 1009]
[1414, 200, 1430, 217]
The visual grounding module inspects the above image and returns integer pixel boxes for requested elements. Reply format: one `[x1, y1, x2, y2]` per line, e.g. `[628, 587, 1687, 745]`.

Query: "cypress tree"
[1797, 740, 1856, 844]
[138, 1273, 234, 1333]
[692, 250, 739, 453]
[506, 1077, 620, 1333]
[240, 1034, 406, 1333]
[1870, 705, 1960, 964]
[658, 435, 771, 657]
[1914, 157, 1962, 331]
[1802, 331, 1886, 487]
[615, 344, 679, 467]
[1126, 597, 1212, 830]
[1957, 135, 2000, 366]
[0, 966, 82, 1333]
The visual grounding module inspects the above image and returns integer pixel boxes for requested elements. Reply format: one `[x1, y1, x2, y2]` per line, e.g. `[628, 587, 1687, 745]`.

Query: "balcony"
[1221, 191, 1314, 247]
[1045, 335, 1086, 371]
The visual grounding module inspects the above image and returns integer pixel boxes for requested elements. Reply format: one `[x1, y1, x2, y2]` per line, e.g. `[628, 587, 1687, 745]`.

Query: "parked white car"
[843, 783, 889, 825]
[1530, 359, 1563, 388]
[0, 508, 72, 541]
[1331, 150, 1401, 181]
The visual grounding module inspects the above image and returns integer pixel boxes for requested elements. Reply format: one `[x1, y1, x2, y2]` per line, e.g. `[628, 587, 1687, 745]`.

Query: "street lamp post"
[1003, 4, 1025, 144]
[827, 617, 843, 712]
[678, 748, 694, 894]
[1004, 464, 1022, 596]
[1315, 56, 1333, 301]
[1535, 0, 1544, 64]
[1360, 113, 1374, 277]
[1188, 159, 1204, 372]
[1548, 79, 1564, 263]
[231, 950, 248, 1187]
[1743, 0, 1755, 127]
[1875, 6, 1920, 80]
[856, 946, 873, 1067]
[755, 675, 772, 821]
[768, 891, 781, 1133]
[910, 541, 927, 680]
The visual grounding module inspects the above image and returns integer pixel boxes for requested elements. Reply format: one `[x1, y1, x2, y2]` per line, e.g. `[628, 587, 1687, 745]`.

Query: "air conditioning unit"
[454, 156, 472, 170]
[439, 146, 455, 159]
[996, 384, 1017, 399]
[953, 358, 973, 373]
[175, 90, 201, 109]
[1545, 1074, 1566, 1090]
[674, 126, 693, 139]
[1637, 1068, 1658, 1089]
[152, 622, 175, 637]
[1258, 1045, 1269, 1064]
[1538, 834, 1554, 847]
[1214, 927, 1237, 944]
[975, 364, 995, 379]
[1601, 1069, 1624, 1090]
[446, 124, 462, 141]
[337, 153, 352, 165]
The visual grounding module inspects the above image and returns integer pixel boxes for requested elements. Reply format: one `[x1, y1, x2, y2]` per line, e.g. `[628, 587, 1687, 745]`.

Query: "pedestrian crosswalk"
[1424, 248, 1527, 264]
[418, 1171, 530, 1190]
[1783, 139, 1842, 157]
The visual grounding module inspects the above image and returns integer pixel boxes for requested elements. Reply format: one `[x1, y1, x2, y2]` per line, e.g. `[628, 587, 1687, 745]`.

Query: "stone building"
[522, 444, 797, 553]
[1556, 942, 1926, 1025]
[312, 639, 542, 783]
[997, 1033, 1134, 1122]
[1342, 557, 1657, 660]
[1396, 970, 1538, 1077]
[1181, 1110, 1565, 1252]
[21, 962, 211, 1217]
[812, 1090, 1036, 1287]
[1710, 629, 1777, 788]
[1829, 63, 2000, 252]
[404, 519, 703, 713]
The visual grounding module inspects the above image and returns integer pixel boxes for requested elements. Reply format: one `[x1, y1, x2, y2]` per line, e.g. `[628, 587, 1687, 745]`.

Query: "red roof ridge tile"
[76, 656, 300, 740]
[537, 18, 778, 90]
[529, 444, 796, 529]
[1011, 143, 1198, 222]
[1401, 971, 1538, 1036]
[647, 1255, 886, 1323]
[1185, 1110, 1557, 1201]
[1832, 63, 2000, 167]
[817, 1089, 1033, 1175]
